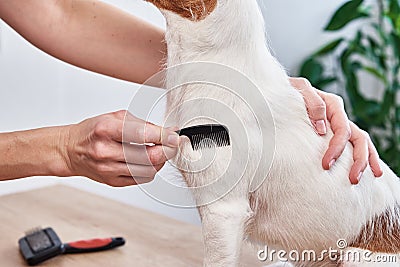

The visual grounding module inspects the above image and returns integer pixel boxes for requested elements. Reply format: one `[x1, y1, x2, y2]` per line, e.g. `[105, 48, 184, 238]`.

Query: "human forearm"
[0, 0, 166, 84]
[0, 111, 181, 185]
[0, 126, 71, 180]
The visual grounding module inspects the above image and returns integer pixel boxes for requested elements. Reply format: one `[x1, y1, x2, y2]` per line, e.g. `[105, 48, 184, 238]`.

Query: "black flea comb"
[19, 227, 125, 266]
[176, 124, 230, 150]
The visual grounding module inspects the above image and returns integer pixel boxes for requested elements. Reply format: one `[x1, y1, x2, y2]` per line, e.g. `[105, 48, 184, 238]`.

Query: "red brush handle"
[63, 237, 125, 254]
[68, 238, 112, 249]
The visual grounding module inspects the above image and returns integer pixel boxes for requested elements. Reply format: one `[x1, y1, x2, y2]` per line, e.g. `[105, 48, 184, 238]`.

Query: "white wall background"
[0, 0, 347, 225]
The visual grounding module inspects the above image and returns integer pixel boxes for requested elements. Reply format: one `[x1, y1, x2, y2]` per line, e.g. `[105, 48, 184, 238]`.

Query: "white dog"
[145, 0, 400, 266]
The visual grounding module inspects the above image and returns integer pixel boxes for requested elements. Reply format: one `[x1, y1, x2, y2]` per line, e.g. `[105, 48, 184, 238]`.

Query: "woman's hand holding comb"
[61, 110, 181, 186]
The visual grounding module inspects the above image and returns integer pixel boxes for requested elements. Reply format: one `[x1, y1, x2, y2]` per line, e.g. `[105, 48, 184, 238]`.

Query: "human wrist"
[19, 125, 75, 178]
[50, 124, 75, 177]
[21, 125, 74, 177]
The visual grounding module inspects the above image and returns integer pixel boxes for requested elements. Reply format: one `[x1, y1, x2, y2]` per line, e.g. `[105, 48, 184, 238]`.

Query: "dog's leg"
[198, 199, 252, 267]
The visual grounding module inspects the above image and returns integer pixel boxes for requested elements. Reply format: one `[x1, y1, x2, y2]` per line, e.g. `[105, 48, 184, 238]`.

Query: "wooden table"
[0, 185, 262, 266]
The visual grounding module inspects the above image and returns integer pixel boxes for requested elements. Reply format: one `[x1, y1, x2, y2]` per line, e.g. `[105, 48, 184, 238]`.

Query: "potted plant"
[299, 0, 400, 174]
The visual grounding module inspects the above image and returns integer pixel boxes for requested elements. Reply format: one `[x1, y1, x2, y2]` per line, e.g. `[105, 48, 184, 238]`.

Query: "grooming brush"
[176, 124, 230, 150]
[19, 227, 125, 266]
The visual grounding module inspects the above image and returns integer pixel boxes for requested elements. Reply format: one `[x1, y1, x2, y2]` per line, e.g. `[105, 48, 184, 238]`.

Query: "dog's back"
[146, 0, 400, 265]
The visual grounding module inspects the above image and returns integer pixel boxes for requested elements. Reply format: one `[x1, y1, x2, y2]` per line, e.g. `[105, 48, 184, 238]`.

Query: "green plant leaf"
[313, 38, 344, 56]
[397, 16, 400, 34]
[354, 99, 379, 116]
[324, 0, 369, 31]
[390, 0, 400, 12]
[393, 80, 400, 92]
[388, 0, 400, 28]
[362, 66, 387, 84]
[372, 23, 390, 43]
[366, 35, 380, 51]
[317, 77, 337, 88]
[364, 35, 388, 72]
[391, 31, 400, 56]
[299, 58, 324, 85]
[396, 107, 400, 119]
[350, 31, 367, 54]
[298, 0, 400, 175]
[380, 90, 394, 119]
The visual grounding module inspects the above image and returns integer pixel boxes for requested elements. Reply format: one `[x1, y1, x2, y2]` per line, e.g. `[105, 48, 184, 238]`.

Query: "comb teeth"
[177, 124, 230, 151]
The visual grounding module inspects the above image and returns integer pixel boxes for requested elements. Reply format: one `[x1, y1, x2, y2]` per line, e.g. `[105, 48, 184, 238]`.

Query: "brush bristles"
[25, 227, 43, 236]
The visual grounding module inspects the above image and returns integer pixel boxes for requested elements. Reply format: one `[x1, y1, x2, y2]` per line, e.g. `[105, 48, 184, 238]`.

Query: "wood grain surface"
[0, 185, 263, 266]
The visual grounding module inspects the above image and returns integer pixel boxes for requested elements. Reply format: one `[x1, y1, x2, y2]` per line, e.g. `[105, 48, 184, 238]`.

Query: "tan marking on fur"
[350, 205, 400, 254]
[146, 0, 217, 21]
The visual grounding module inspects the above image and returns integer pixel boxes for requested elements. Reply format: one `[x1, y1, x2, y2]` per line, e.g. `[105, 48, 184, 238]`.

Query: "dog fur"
[145, 0, 400, 266]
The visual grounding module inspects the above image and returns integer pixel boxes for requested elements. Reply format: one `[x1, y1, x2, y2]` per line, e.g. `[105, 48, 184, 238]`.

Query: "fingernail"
[315, 120, 327, 135]
[329, 159, 336, 169]
[167, 133, 180, 147]
[372, 167, 383, 178]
